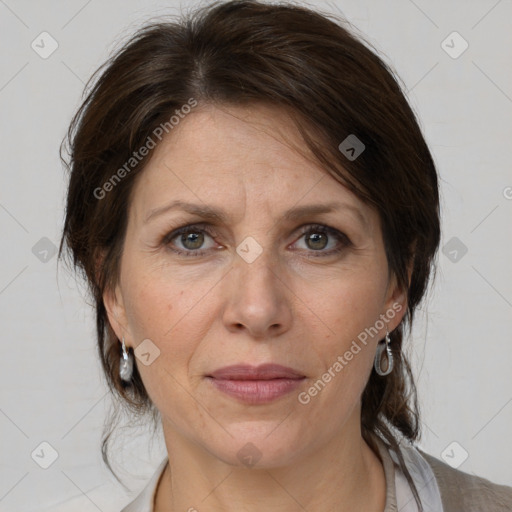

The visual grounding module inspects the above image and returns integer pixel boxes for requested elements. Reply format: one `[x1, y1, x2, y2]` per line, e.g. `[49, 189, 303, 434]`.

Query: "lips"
[207, 363, 305, 380]
[206, 364, 306, 404]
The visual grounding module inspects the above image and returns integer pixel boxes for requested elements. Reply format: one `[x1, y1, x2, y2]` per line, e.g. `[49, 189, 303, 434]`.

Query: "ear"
[383, 260, 413, 331]
[96, 248, 131, 347]
[103, 282, 132, 347]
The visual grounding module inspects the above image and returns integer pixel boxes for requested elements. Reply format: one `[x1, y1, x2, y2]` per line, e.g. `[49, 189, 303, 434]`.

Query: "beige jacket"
[421, 450, 512, 511]
[374, 435, 512, 511]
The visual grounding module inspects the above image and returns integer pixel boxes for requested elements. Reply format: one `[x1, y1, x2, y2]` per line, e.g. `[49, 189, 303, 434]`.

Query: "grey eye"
[305, 232, 328, 250]
[180, 232, 205, 250]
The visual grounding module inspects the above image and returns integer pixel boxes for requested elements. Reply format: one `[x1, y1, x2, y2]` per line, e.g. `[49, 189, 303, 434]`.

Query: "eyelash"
[161, 222, 352, 258]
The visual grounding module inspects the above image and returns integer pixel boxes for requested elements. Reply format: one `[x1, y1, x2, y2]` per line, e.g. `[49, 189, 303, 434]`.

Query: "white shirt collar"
[120, 457, 168, 512]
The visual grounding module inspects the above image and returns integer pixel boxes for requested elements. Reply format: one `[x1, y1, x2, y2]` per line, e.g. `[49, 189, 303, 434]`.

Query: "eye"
[292, 224, 351, 257]
[161, 222, 351, 258]
[163, 223, 218, 257]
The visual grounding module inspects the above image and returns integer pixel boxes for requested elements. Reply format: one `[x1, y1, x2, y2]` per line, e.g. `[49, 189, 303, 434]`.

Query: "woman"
[59, 1, 512, 510]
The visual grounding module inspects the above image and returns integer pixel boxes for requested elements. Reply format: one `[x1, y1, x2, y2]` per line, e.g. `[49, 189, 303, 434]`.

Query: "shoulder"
[418, 449, 512, 512]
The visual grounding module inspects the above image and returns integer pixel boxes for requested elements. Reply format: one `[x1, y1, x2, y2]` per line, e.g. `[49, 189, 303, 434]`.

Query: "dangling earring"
[120, 336, 134, 382]
[374, 328, 394, 376]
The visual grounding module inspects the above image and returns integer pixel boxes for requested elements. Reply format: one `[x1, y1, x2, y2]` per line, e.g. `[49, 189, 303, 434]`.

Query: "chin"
[208, 424, 308, 469]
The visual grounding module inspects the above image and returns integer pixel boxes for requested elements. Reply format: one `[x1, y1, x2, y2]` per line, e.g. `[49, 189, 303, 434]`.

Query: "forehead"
[129, 104, 373, 227]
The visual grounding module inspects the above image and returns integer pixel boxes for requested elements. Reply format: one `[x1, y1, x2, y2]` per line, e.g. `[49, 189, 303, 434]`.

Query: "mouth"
[206, 364, 306, 404]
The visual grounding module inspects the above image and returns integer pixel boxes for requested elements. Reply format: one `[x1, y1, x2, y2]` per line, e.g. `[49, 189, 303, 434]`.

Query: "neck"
[154, 421, 386, 512]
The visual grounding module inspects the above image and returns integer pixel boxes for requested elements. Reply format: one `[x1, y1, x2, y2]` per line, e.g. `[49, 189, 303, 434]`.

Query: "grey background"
[1, 0, 511, 510]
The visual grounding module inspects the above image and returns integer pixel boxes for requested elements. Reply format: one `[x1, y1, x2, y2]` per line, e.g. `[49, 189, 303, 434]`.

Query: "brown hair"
[59, 1, 440, 507]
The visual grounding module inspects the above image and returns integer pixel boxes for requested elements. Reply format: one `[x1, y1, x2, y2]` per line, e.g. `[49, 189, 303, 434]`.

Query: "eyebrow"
[144, 199, 368, 227]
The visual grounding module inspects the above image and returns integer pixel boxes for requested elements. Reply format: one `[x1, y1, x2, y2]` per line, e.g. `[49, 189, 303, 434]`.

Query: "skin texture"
[104, 104, 408, 511]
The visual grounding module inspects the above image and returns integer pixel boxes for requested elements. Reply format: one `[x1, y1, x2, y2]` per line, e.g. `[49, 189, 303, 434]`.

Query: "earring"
[119, 337, 134, 382]
[374, 328, 394, 376]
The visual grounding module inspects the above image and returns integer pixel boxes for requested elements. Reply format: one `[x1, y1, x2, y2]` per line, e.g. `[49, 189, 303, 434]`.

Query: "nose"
[221, 251, 293, 339]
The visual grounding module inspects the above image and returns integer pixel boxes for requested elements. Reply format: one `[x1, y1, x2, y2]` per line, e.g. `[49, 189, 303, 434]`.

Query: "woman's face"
[105, 104, 406, 468]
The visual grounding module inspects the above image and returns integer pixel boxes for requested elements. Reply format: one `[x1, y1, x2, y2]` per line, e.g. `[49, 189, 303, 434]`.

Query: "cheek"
[124, 276, 175, 339]
[120, 269, 193, 378]
[305, 266, 388, 352]
[121, 274, 202, 415]
[122, 254, 212, 340]
[295, 274, 386, 425]
[120, 258, 225, 390]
